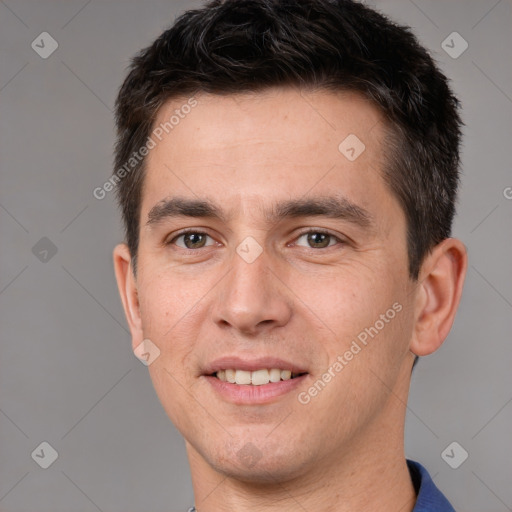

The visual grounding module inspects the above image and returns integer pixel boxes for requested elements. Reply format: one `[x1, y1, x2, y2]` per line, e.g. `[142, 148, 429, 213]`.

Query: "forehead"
[141, 87, 398, 226]
[151, 87, 383, 156]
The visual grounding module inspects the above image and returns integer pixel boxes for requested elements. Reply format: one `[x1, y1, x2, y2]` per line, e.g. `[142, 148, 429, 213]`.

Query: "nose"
[212, 243, 292, 336]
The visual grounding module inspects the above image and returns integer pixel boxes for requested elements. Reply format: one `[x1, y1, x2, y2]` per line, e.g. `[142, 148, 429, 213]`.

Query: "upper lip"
[202, 356, 308, 375]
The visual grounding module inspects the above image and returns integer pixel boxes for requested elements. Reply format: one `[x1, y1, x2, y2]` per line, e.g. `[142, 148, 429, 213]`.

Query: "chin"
[206, 439, 311, 484]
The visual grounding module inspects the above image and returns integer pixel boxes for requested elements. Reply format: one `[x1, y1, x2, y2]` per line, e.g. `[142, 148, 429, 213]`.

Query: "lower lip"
[204, 374, 308, 405]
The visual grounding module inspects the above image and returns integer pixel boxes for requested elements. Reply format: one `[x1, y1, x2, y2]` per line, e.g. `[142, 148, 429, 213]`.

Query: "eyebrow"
[146, 195, 373, 229]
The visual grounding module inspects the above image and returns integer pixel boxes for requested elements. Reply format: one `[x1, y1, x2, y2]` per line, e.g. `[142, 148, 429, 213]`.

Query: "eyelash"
[166, 228, 345, 251]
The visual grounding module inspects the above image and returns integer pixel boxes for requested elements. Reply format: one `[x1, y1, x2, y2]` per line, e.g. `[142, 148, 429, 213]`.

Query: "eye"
[294, 230, 343, 249]
[168, 230, 216, 250]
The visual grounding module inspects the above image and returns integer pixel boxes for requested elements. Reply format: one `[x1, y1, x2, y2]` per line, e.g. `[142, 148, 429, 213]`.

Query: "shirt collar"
[408, 459, 456, 511]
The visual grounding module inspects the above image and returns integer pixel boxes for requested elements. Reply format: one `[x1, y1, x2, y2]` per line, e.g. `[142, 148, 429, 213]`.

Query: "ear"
[410, 238, 467, 356]
[113, 243, 144, 352]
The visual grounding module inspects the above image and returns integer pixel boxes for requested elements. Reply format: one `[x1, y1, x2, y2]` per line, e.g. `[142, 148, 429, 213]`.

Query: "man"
[112, 1, 467, 510]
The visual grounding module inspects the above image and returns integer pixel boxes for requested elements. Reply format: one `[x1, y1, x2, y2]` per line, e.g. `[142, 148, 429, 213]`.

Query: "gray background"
[1, 0, 511, 511]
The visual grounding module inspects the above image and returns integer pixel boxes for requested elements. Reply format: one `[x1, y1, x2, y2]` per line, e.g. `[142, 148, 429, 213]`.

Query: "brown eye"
[171, 231, 214, 249]
[295, 230, 339, 249]
[307, 232, 330, 248]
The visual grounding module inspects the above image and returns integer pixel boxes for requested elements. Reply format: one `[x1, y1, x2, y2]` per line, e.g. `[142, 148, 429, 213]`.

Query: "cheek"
[137, 275, 204, 433]
[136, 268, 218, 384]
[306, 265, 410, 386]
[298, 264, 396, 334]
[137, 267, 203, 334]
[146, 365, 194, 439]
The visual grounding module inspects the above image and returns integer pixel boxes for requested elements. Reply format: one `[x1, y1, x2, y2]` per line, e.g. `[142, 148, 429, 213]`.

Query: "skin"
[113, 87, 467, 512]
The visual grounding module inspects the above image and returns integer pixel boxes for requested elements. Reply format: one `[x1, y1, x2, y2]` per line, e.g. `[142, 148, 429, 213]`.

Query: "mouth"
[201, 357, 309, 403]
[208, 368, 308, 386]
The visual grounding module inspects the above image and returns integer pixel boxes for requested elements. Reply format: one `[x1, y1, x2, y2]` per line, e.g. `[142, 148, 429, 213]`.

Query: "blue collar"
[408, 459, 456, 511]
[188, 460, 456, 512]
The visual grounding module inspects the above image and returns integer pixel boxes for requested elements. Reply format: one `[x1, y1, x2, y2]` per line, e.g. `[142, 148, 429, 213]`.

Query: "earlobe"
[113, 243, 144, 352]
[410, 238, 467, 357]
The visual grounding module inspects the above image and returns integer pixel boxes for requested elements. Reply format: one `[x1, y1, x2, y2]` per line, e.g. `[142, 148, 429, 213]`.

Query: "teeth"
[235, 370, 251, 385]
[281, 370, 292, 380]
[251, 369, 269, 386]
[269, 368, 281, 382]
[214, 368, 303, 385]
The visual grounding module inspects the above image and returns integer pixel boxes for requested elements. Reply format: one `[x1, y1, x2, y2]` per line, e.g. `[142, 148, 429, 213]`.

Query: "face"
[120, 87, 420, 482]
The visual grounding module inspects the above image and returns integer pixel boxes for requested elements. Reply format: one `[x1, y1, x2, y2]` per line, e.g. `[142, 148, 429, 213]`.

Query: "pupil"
[186, 233, 205, 248]
[309, 233, 329, 248]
